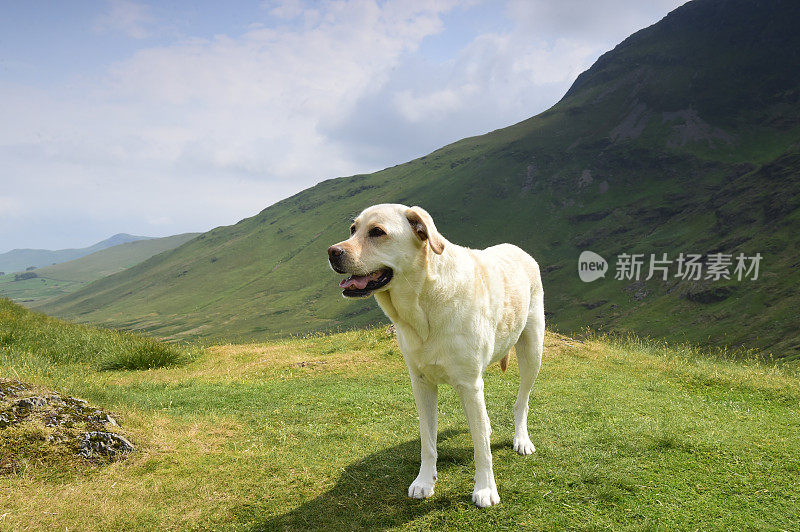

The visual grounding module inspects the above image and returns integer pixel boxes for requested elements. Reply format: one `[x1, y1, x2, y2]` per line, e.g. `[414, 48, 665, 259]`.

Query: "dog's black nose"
[328, 245, 344, 260]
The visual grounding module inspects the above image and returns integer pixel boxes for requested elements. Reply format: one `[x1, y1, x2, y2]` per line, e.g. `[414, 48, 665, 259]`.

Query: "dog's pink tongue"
[339, 271, 382, 290]
[339, 276, 369, 290]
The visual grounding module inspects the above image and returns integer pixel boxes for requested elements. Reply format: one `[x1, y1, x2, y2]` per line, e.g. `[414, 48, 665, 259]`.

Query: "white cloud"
[1, 0, 460, 250]
[265, 0, 309, 20]
[505, 0, 687, 42]
[90, 0, 458, 183]
[0, 0, 688, 251]
[0, 196, 22, 218]
[324, 0, 688, 168]
[93, 0, 155, 39]
[394, 86, 474, 123]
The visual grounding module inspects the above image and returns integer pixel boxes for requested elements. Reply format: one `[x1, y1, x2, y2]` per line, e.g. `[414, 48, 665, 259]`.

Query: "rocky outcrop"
[610, 102, 650, 142]
[662, 108, 735, 149]
[78, 432, 134, 459]
[0, 379, 134, 469]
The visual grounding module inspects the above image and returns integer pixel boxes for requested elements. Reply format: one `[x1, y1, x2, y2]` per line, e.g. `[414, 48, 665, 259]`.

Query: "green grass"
[1, 301, 798, 530]
[0, 298, 194, 372]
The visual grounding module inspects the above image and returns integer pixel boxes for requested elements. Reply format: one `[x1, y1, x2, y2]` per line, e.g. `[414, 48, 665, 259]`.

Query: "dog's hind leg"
[512, 308, 544, 455]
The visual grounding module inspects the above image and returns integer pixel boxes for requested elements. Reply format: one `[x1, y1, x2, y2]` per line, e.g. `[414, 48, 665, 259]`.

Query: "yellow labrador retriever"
[328, 204, 544, 508]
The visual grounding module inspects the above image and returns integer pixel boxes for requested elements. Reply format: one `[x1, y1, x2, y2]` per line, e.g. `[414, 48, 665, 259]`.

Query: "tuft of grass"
[97, 336, 189, 371]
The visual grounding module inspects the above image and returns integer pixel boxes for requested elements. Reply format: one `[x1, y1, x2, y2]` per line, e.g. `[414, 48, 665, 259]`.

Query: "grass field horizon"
[0, 233, 200, 306]
[2, 299, 798, 530]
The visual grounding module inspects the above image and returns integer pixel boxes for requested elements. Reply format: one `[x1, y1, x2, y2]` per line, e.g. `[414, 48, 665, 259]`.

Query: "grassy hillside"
[0, 233, 151, 273]
[0, 233, 199, 305]
[0, 298, 193, 372]
[1, 302, 798, 529]
[42, 0, 800, 358]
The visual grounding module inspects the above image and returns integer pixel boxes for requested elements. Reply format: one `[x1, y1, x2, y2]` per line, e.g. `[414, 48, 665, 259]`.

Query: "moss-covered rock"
[0, 379, 134, 474]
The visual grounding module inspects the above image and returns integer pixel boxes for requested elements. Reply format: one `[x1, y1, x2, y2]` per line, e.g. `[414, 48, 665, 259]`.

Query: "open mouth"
[339, 268, 393, 297]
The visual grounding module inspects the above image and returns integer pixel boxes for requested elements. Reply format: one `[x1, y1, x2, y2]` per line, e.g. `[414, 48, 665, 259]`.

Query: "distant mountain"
[0, 233, 200, 305]
[42, 0, 800, 359]
[0, 234, 152, 273]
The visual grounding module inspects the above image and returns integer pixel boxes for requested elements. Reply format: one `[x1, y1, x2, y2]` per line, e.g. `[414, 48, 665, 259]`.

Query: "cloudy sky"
[0, 0, 687, 252]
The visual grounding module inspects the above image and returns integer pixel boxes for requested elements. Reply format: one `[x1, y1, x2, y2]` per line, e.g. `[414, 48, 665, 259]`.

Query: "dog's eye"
[350, 225, 356, 235]
[368, 227, 386, 237]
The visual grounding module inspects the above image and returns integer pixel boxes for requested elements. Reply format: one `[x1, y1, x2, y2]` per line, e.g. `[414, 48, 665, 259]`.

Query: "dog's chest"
[398, 331, 477, 384]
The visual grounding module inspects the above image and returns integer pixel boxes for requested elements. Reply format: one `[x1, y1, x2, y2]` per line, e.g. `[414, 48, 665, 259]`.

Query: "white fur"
[330, 203, 544, 508]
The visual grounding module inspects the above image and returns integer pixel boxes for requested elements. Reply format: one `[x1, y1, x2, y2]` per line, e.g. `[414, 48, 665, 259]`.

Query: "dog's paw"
[408, 476, 435, 499]
[513, 435, 536, 455]
[472, 486, 500, 508]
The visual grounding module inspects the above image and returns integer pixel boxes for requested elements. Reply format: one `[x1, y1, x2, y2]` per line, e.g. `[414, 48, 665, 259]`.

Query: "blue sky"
[0, 0, 686, 252]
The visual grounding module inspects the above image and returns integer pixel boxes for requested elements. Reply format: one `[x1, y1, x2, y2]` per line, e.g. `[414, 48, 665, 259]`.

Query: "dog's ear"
[405, 206, 445, 255]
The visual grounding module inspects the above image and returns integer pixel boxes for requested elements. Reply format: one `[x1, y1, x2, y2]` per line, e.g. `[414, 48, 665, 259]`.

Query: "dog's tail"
[500, 353, 509, 373]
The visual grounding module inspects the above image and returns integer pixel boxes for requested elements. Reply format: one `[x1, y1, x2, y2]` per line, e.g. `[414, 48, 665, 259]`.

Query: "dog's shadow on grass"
[244, 429, 476, 531]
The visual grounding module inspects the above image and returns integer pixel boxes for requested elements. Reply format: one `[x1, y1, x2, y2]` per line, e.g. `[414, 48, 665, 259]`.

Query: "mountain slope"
[0, 233, 200, 305]
[0, 233, 152, 273]
[43, 0, 800, 358]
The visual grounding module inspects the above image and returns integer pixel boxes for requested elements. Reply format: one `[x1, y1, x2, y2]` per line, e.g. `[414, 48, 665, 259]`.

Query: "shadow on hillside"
[244, 429, 476, 531]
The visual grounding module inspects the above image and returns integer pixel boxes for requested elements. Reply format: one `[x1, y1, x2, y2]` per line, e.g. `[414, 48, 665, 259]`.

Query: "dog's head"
[328, 204, 445, 298]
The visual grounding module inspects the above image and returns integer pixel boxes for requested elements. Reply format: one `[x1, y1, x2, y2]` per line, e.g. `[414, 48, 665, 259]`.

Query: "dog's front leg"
[457, 378, 500, 507]
[408, 373, 438, 499]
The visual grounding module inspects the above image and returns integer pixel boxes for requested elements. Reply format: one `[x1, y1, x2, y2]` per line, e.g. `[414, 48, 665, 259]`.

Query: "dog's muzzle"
[328, 245, 393, 297]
